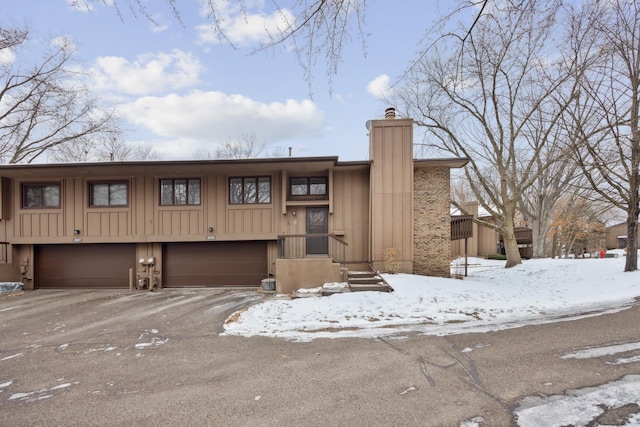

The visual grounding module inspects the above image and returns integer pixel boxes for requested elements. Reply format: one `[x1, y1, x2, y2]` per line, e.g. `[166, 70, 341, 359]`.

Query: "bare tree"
[50, 136, 162, 162]
[0, 27, 120, 163]
[0, 27, 27, 50]
[518, 143, 582, 258]
[194, 133, 284, 160]
[396, 0, 578, 268]
[129, 142, 164, 161]
[74, 1, 492, 94]
[550, 195, 607, 258]
[564, 0, 640, 271]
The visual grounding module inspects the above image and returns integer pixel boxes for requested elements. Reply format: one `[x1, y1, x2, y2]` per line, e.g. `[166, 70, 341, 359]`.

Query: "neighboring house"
[0, 109, 468, 293]
[606, 221, 635, 250]
[451, 202, 499, 258]
[451, 201, 532, 259]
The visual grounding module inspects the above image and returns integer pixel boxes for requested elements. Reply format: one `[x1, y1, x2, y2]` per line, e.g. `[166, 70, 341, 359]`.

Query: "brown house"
[606, 221, 635, 250]
[0, 109, 468, 293]
[451, 202, 499, 258]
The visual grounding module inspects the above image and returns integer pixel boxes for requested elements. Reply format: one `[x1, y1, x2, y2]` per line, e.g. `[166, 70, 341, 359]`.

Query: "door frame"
[305, 206, 329, 255]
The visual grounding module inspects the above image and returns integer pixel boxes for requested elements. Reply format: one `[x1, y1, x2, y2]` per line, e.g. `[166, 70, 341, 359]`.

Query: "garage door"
[163, 241, 268, 287]
[37, 244, 136, 289]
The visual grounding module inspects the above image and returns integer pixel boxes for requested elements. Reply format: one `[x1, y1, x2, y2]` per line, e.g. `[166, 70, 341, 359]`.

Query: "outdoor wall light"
[208, 227, 214, 233]
[74, 229, 80, 235]
[291, 210, 297, 216]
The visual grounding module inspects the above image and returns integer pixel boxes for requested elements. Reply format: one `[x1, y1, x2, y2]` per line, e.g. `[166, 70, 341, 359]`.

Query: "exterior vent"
[385, 107, 396, 119]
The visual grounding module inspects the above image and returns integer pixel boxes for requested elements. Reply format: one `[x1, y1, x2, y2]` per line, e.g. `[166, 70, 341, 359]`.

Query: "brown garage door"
[163, 241, 267, 287]
[37, 244, 136, 289]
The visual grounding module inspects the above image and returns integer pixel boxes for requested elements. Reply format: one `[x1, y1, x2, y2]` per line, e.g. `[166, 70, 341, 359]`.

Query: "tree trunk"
[532, 221, 548, 258]
[502, 216, 523, 268]
[625, 211, 638, 272]
[551, 229, 558, 259]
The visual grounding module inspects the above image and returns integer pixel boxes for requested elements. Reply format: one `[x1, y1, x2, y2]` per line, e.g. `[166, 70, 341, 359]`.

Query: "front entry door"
[306, 207, 329, 255]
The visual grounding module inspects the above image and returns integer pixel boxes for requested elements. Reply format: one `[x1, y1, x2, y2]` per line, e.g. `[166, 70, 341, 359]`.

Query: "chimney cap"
[385, 107, 396, 119]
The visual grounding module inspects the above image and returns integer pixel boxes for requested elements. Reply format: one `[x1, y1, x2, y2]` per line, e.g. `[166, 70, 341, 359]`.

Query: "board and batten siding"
[11, 172, 284, 242]
[332, 169, 369, 263]
[368, 118, 414, 272]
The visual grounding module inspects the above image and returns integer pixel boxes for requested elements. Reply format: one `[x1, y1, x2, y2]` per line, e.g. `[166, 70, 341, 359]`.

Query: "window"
[230, 177, 271, 204]
[90, 182, 128, 207]
[289, 177, 328, 199]
[160, 179, 201, 206]
[22, 183, 60, 208]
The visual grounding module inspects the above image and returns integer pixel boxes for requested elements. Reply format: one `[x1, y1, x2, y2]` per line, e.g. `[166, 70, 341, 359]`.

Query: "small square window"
[310, 177, 327, 195]
[291, 178, 308, 196]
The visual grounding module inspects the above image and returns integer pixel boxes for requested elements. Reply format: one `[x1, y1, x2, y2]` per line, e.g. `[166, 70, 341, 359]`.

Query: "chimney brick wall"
[413, 167, 451, 277]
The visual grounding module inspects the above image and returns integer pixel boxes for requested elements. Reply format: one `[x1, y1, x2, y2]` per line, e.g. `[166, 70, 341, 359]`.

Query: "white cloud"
[90, 50, 202, 95]
[366, 74, 391, 99]
[51, 36, 75, 51]
[0, 48, 16, 66]
[196, 1, 295, 47]
[119, 90, 324, 146]
[151, 24, 170, 33]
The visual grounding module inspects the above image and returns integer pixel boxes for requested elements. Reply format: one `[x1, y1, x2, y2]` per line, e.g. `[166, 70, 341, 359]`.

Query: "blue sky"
[4, 0, 450, 161]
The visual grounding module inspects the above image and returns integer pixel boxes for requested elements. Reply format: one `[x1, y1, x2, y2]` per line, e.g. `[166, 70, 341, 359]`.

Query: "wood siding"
[451, 202, 499, 258]
[332, 169, 369, 263]
[7, 172, 285, 242]
[606, 222, 631, 249]
[368, 118, 414, 271]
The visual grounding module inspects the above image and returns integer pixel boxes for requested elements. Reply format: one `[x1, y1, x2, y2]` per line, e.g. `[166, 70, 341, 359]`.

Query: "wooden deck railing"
[451, 215, 474, 241]
[276, 234, 348, 265]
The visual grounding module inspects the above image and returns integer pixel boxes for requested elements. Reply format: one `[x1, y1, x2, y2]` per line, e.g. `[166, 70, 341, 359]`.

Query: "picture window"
[229, 177, 271, 204]
[160, 179, 201, 206]
[90, 182, 128, 207]
[22, 183, 61, 209]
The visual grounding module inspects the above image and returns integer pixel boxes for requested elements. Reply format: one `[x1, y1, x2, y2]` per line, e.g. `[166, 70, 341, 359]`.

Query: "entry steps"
[347, 270, 393, 293]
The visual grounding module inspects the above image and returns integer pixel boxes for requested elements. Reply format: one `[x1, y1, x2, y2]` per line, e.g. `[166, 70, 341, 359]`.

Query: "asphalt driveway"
[2, 289, 640, 426]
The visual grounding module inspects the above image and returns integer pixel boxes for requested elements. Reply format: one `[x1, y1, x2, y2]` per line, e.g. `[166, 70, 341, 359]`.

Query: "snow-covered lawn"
[224, 250, 640, 426]
[223, 250, 640, 342]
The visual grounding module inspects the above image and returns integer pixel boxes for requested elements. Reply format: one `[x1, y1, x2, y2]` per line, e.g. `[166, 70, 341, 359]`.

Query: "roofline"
[0, 156, 348, 171]
[413, 157, 470, 168]
[0, 156, 467, 175]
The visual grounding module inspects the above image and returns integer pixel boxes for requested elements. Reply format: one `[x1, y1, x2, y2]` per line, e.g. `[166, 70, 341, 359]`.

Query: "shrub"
[384, 248, 401, 273]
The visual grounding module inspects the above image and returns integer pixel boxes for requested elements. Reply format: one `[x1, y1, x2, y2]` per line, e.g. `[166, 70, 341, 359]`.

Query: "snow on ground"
[223, 250, 640, 425]
[514, 375, 640, 426]
[223, 250, 640, 342]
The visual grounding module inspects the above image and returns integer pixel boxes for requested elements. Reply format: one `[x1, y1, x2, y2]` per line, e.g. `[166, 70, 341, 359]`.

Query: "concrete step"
[348, 271, 378, 278]
[347, 270, 392, 293]
[348, 277, 385, 285]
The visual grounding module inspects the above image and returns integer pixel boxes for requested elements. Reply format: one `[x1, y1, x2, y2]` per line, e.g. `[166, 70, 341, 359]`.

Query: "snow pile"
[0, 282, 22, 293]
[223, 251, 640, 342]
